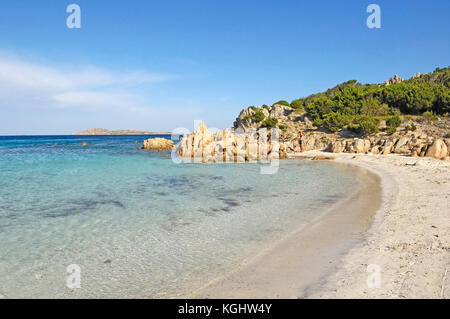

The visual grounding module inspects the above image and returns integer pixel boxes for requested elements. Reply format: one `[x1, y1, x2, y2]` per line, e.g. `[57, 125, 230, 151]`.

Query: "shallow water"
[0, 135, 362, 298]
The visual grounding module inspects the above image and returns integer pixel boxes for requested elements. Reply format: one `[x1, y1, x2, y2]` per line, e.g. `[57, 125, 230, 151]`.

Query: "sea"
[0, 135, 363, 298]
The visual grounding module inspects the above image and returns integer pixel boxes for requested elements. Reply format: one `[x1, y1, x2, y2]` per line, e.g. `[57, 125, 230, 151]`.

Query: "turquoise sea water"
[0, 135, 362, 298]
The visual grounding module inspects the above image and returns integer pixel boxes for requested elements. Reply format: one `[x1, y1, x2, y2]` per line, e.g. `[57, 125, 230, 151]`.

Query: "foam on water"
[0, 135, 362, 298]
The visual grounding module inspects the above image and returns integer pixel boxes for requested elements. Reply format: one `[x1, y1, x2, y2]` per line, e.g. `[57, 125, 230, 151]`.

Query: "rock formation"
[425, 139, 448, 159]
[233, 104, 292, 131]
[325, 134, 450, 159]
[142, 137, 174, 151]
[385, 74, 404, 86]
[177, 122, 286, 162]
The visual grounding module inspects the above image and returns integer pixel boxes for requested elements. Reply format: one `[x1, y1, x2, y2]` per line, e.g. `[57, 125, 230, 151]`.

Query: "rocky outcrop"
[143, 137, 174, 151]
[385, 74, 404, 86]
[233, 104, 292, 131]
[177, 122, 284, 162]
[325, 133, 450, 160]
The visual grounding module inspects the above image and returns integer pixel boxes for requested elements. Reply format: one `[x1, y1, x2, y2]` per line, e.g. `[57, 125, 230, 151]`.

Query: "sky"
[0, 0, 449, 135]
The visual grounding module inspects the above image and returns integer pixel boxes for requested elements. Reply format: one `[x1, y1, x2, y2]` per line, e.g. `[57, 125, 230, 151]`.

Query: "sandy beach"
[192, 152, 449, 299]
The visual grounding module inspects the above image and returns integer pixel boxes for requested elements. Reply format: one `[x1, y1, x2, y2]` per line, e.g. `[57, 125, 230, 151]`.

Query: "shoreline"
[190, 160, 383, 298]
[191, 151, 449, 299]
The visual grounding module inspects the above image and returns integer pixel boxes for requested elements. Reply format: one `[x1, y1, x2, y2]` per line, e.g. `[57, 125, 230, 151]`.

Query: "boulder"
[370, 146, 380, 154]
[304, 136, 316, 151]
[312, 155, 335, 161]
[349, 139, 371, 153]
[444, 139, 450, 156]
[425, 139, 448, 159]
[326, 140, 346, 153]
[393, 136, 412, 154]
[143, 137, 174, 151]
[380, 139, 397, 155]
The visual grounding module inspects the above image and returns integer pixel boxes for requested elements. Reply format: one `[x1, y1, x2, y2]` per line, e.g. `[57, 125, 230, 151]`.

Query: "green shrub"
[321, 112, 351, 132]
[405, 123, 417, 132]
[252, 109, 265, 122]
[273, 100, 290, 107]
[278, 124, 287, 131]
[349, 121, 379, 137]
[262, 104, 269, 110]
[360, 98, 389, 116]
[422, 110, 437, 123]
[386, 115, 401, 128]
[348, 116, 380, 136]
[262, 117, 278, 128]
[386, 126, 397, 135]
[290, 99, 304, 111]
[385, 115, 401, 135]
[312, 117, 323, 127]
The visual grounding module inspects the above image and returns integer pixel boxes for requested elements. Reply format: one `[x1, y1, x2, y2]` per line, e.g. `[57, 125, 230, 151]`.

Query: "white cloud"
[0, 53, 178, 112]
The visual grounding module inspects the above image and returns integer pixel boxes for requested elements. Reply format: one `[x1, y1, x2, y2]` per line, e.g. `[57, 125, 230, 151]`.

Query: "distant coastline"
[73, 128, 173, 135]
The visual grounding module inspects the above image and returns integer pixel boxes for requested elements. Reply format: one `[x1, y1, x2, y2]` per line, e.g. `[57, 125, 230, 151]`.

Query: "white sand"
[305, 151, 450, 299]
[192, 151, 449, 299]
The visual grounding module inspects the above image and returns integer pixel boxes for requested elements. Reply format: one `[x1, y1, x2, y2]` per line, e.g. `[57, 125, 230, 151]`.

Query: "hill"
[73, 128, 172, 135]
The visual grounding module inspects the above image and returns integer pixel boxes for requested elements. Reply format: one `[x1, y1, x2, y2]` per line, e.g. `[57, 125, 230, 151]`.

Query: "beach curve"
[190, 151, 449, 299]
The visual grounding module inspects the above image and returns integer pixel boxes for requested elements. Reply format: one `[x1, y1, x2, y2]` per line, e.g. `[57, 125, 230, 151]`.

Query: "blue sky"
[0, 0, 448, 134]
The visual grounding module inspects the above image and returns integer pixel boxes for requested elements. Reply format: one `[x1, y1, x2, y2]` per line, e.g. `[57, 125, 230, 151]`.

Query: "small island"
[73, 128, 173, 135]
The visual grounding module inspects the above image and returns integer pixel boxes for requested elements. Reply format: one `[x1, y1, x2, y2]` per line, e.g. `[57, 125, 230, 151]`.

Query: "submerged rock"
[312, 155, 335, 161]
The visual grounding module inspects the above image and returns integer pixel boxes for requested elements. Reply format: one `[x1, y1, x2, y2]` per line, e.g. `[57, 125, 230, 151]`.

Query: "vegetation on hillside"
[282, 67, 450, 135]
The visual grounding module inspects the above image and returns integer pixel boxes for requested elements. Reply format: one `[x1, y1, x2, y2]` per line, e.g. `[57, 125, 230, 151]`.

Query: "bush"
[262, 117, 278, 128]
[386, 126, 397, 135]
[290, 99, 304, 111]
[349, 121, 379, 137]
[360, 98, 389, 116]
[349, 116, 380, 136]
[386, 115, 401, 128]
[278, 124, 287, 131]
[321, 112, 351, 132]
[385, 115, 401, 135]
[262, 104, 269, 110]
[405, 123, 417, 132]
[252, 109, 265, 122]
[422, 110, 437, 123]
[273, 100, 290, 107]
[383, 82, 436, 114]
